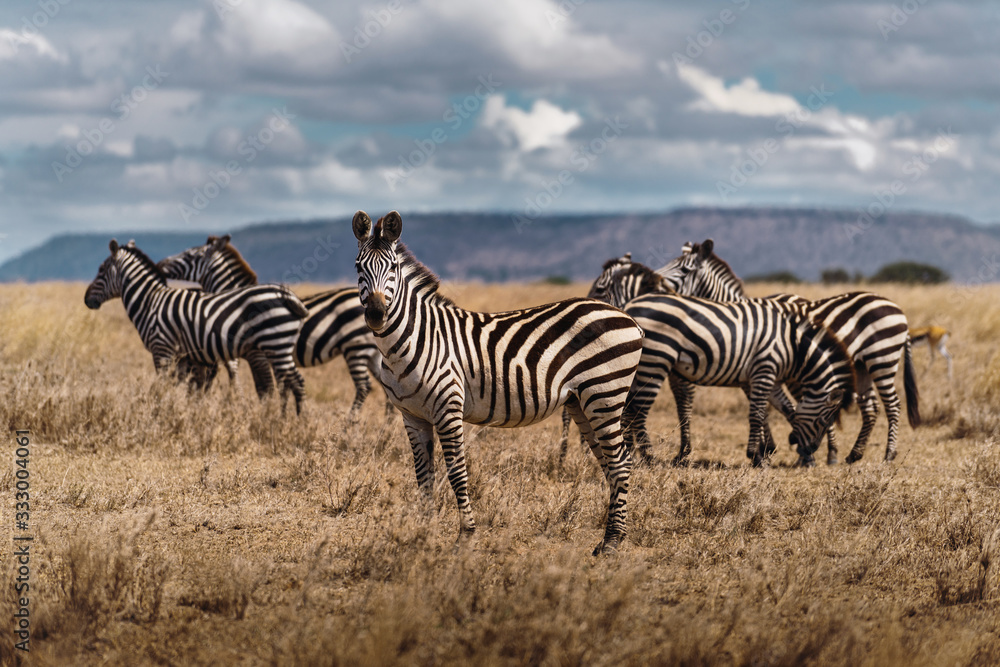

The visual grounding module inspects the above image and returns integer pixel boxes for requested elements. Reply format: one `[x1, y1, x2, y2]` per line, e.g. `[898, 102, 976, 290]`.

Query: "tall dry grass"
[1, 280, 999, 665]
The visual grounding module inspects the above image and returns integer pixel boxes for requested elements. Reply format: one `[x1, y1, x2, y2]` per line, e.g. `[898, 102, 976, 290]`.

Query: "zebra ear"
[212, 234, 231, 250]
[109, 239, 119, 253]
[381, 211, 402, 242]
[622, 252, 632, 262]
[353, 211, 372, 241]
[699, 239, 714, 258]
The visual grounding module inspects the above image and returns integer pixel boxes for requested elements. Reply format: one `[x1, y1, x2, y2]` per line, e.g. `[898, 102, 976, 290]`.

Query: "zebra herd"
[84, 211, 921, 555]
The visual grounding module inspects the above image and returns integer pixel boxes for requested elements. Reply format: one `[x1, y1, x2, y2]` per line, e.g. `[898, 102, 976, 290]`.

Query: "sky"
[0, 0, 997, 263]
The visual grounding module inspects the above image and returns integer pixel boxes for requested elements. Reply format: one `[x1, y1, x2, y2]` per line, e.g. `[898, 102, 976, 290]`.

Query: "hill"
[2, 208, 999, 284]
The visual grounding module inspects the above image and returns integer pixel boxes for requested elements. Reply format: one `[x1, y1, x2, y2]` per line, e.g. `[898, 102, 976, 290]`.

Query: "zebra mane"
[701, 251, 746, 296]
[120, 243, 167, 284]
[211, 237, 257, 284]
[396, 243, 456, 306]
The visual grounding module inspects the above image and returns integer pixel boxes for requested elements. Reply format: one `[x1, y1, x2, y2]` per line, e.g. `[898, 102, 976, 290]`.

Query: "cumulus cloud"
[480, 96, 583, 152]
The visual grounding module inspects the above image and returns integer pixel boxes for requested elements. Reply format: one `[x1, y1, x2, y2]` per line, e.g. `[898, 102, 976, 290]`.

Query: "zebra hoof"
[671, 455, 690, 468]
[592, 540, 620, 557]
[884, 451, 897, 463]
[827, 454, 838, 466]
[845, 452, 862, 464]
[797, 455, 816, 468]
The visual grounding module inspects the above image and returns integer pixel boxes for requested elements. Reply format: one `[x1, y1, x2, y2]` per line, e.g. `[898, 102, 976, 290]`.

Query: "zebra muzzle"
[365, 293, 388, 330]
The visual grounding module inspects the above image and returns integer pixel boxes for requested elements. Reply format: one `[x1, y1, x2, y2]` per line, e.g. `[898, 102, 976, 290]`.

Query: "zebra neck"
[119, 261, 169, 317]
[375, 262, 457, 359]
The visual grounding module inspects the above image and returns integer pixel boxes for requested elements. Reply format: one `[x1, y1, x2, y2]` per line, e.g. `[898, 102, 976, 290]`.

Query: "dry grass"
[2, 279, 1000, 665]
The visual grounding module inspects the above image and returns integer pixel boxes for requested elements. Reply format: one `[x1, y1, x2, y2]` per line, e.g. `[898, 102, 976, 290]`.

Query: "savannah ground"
[2, 279, 1000, 666]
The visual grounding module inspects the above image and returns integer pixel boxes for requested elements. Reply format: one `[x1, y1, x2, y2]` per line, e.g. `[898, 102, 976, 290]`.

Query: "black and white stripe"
[622, 293, 856, 466]
[86, 239, 308, 414]
[657, 240, 920, 463]
[158, 235, 388, 420]
[557, 254, 674, 461]
[353, 211, 644, 555]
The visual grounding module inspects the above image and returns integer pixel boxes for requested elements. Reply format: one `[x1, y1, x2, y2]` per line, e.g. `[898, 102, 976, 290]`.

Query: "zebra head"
[657, 240, 713, 294]
[786, 326, 857, 458]
[587, 253, 632, 304]
[353, 210, 402, 331]
[157, 235, 227, 282]
[587, 253, 673, 308]
[84, 239, 128, 309]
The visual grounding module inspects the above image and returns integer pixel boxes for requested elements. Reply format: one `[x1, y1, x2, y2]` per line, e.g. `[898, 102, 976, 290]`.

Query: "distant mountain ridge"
[3, 208, 999, 284]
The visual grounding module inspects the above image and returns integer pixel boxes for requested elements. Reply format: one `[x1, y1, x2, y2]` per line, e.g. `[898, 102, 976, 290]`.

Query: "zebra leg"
[401, 412, 436, 505]
[564, 398, 607, 477]
[341, 349, 374, 422]
[572, 389, 631, 556]
[844, 392, 878, 463]
[745, 371, 778, 467]
[668, 375, 695, 466]
[557, 408, 572, 465]
[365, 352, 396, 422]
[746, 385, 779, 463]
[435, 410, 476, 537]
[260, 348, 306, 415]
[224, 359, 240, 384]
[245, 350, 276, 400]
[825, 427, 839, 466]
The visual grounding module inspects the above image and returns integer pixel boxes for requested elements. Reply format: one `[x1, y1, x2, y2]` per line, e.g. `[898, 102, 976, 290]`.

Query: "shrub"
[870, 261, 949, 284]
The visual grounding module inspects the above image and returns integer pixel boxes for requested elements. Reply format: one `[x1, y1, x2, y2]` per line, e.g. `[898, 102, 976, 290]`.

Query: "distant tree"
[852, 271, 865, 284]
[821, 268, 851, 284]
[745, 271, 801, 284]
[544, 275, 571, 285]
[870, 261, 949, 284]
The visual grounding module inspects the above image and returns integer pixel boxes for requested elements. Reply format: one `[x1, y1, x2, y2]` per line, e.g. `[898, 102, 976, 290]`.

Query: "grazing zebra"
[910, 325, 953, 379]
[658, 239, 920, 464]
[557, 253, 674, 462]
[353, 210, 644, 555]
[158, 235, 390, 421]
[622, 292, 856, 466]
[85, 240, 308, 414]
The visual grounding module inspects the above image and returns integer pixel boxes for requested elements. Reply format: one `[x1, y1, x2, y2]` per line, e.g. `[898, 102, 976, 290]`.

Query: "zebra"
[557, 253, 675, 462]
[85, 239, 308, 414]
[353, 210, 644, 555]
[622, 292, 857, 466]
[657, 239, 920, 464]
[158, 235, 390, 421]
[157, 235, 274, 398]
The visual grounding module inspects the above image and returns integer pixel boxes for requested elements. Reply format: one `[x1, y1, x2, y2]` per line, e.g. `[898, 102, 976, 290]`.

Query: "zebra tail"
[281, 287, 309, 319]
[904, 336, 921, 428]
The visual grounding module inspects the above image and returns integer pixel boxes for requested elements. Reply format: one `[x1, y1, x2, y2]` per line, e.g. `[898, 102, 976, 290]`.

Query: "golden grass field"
[2, 278, 1000, 665]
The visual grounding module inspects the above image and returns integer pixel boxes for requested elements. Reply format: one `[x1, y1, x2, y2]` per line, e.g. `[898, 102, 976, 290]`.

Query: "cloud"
[674, 63, 802, 117]
[480, 96, 583, 152]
